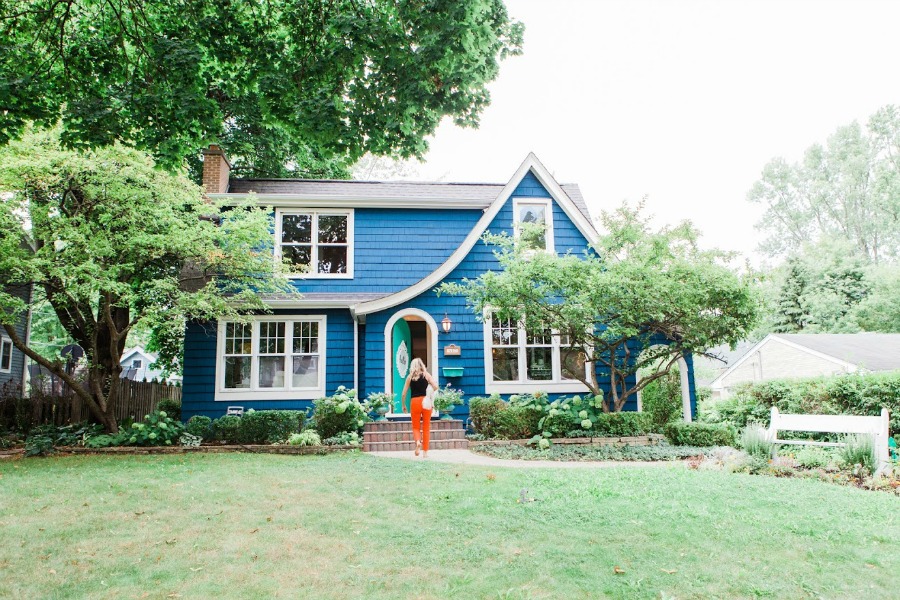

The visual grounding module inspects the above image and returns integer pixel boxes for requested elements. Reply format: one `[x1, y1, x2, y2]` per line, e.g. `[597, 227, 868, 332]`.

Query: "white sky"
[416, 0, 900, 262]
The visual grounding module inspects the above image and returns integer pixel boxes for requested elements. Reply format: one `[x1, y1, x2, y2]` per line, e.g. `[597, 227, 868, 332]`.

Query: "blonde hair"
[409, 358, 427, 380]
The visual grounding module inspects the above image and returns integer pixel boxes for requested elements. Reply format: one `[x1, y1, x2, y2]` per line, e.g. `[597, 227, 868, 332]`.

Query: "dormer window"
[513, 199, 554, 253]
[276, 209, 354, 278]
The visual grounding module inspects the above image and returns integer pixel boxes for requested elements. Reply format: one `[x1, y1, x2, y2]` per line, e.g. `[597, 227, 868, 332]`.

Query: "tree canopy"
[0, 0, 523, 176]
[440, 204, 759, 412]
[748, 105, 900, 263]
[0, 127, 293, 431]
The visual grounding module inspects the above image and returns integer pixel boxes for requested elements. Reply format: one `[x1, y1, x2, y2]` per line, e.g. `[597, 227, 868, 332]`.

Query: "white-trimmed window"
[216, 316, 326, 401]
[275, 209, 353, 278]
[513, 198, 554, 253]
[484, 313, 588, 394]
[0, 336, 12, 373]
[131, 359, 142, 369]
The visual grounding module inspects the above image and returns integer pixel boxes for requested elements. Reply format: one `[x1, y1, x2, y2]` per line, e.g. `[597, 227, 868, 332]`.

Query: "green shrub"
[122, 410, 184, 446]
[213, 415, 242, 443]
[323, 431, 361, 446]
[288, 431, 321, 446]
[739, 425, 774, 459]
[664, 421, 736, 447]
[641, 369, 683, 431]
[795, 445, 831, 469]
[839, 434, 876, 474]
[185, 415, 213, 440]
[24, 434, 54, 457]
[310, 387, 368, 439]
[157, 398, 182, 421]
[591, 412, 654, 437]
[468, 395, 507, 438]
[237, 409, 302, 444]
[494, 405, 542, 439]
[84, 434, 119, 448]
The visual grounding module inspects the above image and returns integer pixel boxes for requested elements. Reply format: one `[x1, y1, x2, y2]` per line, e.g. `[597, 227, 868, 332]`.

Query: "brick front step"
[364, 419, 463, 433]
[363, 439, 469, 452]
[363, 419, 468, 452]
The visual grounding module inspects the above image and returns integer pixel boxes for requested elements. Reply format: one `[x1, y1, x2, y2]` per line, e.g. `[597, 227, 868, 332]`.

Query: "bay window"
[216, 316, 325, 400]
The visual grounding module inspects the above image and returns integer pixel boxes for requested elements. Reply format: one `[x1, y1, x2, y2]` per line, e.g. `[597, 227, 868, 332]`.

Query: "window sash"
[488, 314, 585, 384]
[0, 338, 11, 372]
[278, 211, 350, 275]
[514, 200, 551, 252]
[220, 319, 322, 392]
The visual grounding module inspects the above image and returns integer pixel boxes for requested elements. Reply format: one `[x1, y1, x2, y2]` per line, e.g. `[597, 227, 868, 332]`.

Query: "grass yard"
[1, 453, 897, 599]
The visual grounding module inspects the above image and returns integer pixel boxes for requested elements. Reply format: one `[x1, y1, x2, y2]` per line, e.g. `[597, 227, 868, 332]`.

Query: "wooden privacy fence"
[30, 379, 182, 426]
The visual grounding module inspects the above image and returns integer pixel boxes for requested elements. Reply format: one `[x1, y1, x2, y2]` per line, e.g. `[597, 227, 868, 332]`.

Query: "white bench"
[766, 407, 891, 475]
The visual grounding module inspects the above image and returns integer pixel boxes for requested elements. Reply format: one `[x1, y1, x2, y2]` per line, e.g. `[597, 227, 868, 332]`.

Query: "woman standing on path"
[400, 358, 439, 458]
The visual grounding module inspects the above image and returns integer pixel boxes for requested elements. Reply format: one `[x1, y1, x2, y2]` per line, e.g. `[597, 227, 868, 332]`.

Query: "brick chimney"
[201, 145, 231, 194]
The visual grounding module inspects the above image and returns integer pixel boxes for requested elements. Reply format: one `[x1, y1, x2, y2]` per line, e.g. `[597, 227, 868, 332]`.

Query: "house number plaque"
[443, 344, 461, 357]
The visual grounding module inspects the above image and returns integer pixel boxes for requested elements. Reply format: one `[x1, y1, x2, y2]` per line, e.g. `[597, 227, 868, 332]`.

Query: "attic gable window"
[513, 198, 554, 253]
[276, 209, 354, 278]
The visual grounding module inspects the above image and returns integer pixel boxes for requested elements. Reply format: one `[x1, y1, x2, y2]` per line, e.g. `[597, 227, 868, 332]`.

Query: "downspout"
[351, 306, 359, 392]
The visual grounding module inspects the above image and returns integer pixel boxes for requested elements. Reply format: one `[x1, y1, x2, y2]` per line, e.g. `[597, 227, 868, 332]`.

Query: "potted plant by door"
[365, 392, 393, 422]
[432, 385, 465, 420]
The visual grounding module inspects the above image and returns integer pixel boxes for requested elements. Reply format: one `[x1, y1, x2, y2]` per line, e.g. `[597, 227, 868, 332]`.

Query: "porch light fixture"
[441, 313, 452, 334]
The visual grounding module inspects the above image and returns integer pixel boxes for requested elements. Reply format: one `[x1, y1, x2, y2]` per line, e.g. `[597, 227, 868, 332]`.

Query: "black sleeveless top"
[410, 375, 429, 397]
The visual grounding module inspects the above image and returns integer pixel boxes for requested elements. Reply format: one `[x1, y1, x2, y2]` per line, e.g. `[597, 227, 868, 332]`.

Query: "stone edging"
[0, 444, 357, 457]
[472, 434, 665, 447]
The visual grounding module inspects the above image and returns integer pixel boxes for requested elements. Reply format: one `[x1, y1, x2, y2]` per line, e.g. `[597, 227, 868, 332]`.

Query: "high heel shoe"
[414, 441, 421, 456]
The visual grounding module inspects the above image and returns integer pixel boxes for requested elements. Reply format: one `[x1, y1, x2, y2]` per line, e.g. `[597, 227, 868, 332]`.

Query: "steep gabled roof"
[221, 179, 594, 224]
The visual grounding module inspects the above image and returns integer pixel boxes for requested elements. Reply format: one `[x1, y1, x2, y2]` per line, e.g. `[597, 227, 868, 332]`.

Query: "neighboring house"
[119, 347, 181, 384]
[0, 283, 32, 397]
[709, 333, 900, 398]
[181, 147, 698, 420]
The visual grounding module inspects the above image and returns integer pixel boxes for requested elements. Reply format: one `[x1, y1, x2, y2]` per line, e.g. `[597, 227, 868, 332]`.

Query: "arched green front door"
[391, 319, 412, 413]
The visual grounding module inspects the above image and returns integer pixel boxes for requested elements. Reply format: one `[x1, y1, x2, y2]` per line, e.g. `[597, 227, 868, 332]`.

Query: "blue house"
[181, 147, 698, 421]
[0, 284, 32, 397]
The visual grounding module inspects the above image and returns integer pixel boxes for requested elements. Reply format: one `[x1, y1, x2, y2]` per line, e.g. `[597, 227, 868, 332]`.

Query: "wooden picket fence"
[28, 379, 182, 426]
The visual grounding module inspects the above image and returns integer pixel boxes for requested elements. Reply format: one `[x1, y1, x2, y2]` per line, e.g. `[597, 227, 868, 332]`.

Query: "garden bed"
[0, 444, 356, 457]
[471, 441, 712, 462]
[473, 433, 665, 447]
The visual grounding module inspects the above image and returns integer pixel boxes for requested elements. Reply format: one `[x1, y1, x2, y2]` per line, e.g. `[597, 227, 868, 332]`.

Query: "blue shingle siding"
[361, 174, 641, 420]
[0, 284, 30, 396]
[181, 309, 355, 420]
[290, 208, 481, 295]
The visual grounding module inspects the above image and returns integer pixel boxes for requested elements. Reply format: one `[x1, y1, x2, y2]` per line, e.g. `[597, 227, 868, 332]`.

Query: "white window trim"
[482, 311, 589, 394]
[513, 197, 555, 255]
[214, 315, 327, 401]
[0, 335, 12, 373]
[274, 208, 354, 279]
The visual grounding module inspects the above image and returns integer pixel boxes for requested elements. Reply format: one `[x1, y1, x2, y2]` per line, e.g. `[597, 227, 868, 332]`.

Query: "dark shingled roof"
[226, 178, 594, 224]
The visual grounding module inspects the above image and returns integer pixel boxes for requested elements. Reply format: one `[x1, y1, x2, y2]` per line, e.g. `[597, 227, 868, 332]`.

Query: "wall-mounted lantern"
[441, 313, 452, 334]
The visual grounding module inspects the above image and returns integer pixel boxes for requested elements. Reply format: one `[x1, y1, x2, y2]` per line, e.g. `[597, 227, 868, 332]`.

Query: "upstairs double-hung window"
[277, 210, 353, 277]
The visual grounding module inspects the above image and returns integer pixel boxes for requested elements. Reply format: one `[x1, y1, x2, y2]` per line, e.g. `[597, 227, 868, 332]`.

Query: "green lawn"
[1, 453, 897, 599]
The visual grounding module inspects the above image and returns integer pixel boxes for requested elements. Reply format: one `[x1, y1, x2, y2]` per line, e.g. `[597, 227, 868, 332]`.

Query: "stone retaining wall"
[473, 434, 665, 447]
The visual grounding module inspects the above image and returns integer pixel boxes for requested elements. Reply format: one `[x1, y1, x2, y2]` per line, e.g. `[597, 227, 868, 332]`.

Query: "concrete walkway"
[368, 449, 684, 469]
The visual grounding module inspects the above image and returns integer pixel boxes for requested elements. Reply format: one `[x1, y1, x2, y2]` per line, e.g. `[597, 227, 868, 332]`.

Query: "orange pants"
[410, 396, 432, 452]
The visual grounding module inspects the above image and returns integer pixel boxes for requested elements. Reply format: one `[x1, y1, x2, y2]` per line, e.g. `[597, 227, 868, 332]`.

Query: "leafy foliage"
[640, 368, 683, 431]
[0, 1, 523, 176]
[748, 105, 900, 263]
[157, 398, 182, 422]
[838, 434, 877, 475]
[471, 442, 714, 462]
[663, 422, 736, 447]
[212, 416, 242, 444]
[701, 372, 900, 433]
[235, 409, 303, 444]
[441, 201, 758, 412]
[288, 431, 322, 447]
[432, 384, 465, 414]
[739, 425, 774, 459]
[0, 128, 294, 431]
[121, 411, 185, 446]
[310, 387, 368, 440]
[184, 416, 213, 440]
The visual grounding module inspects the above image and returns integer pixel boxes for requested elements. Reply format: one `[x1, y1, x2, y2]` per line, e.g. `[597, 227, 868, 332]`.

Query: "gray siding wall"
[1, 284, 31, 396]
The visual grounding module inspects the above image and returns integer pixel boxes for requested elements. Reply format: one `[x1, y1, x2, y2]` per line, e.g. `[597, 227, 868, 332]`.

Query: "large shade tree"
[0, 0, 523, 177]
[440, 205, 759, 413]
[0, 128, 293, 431]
